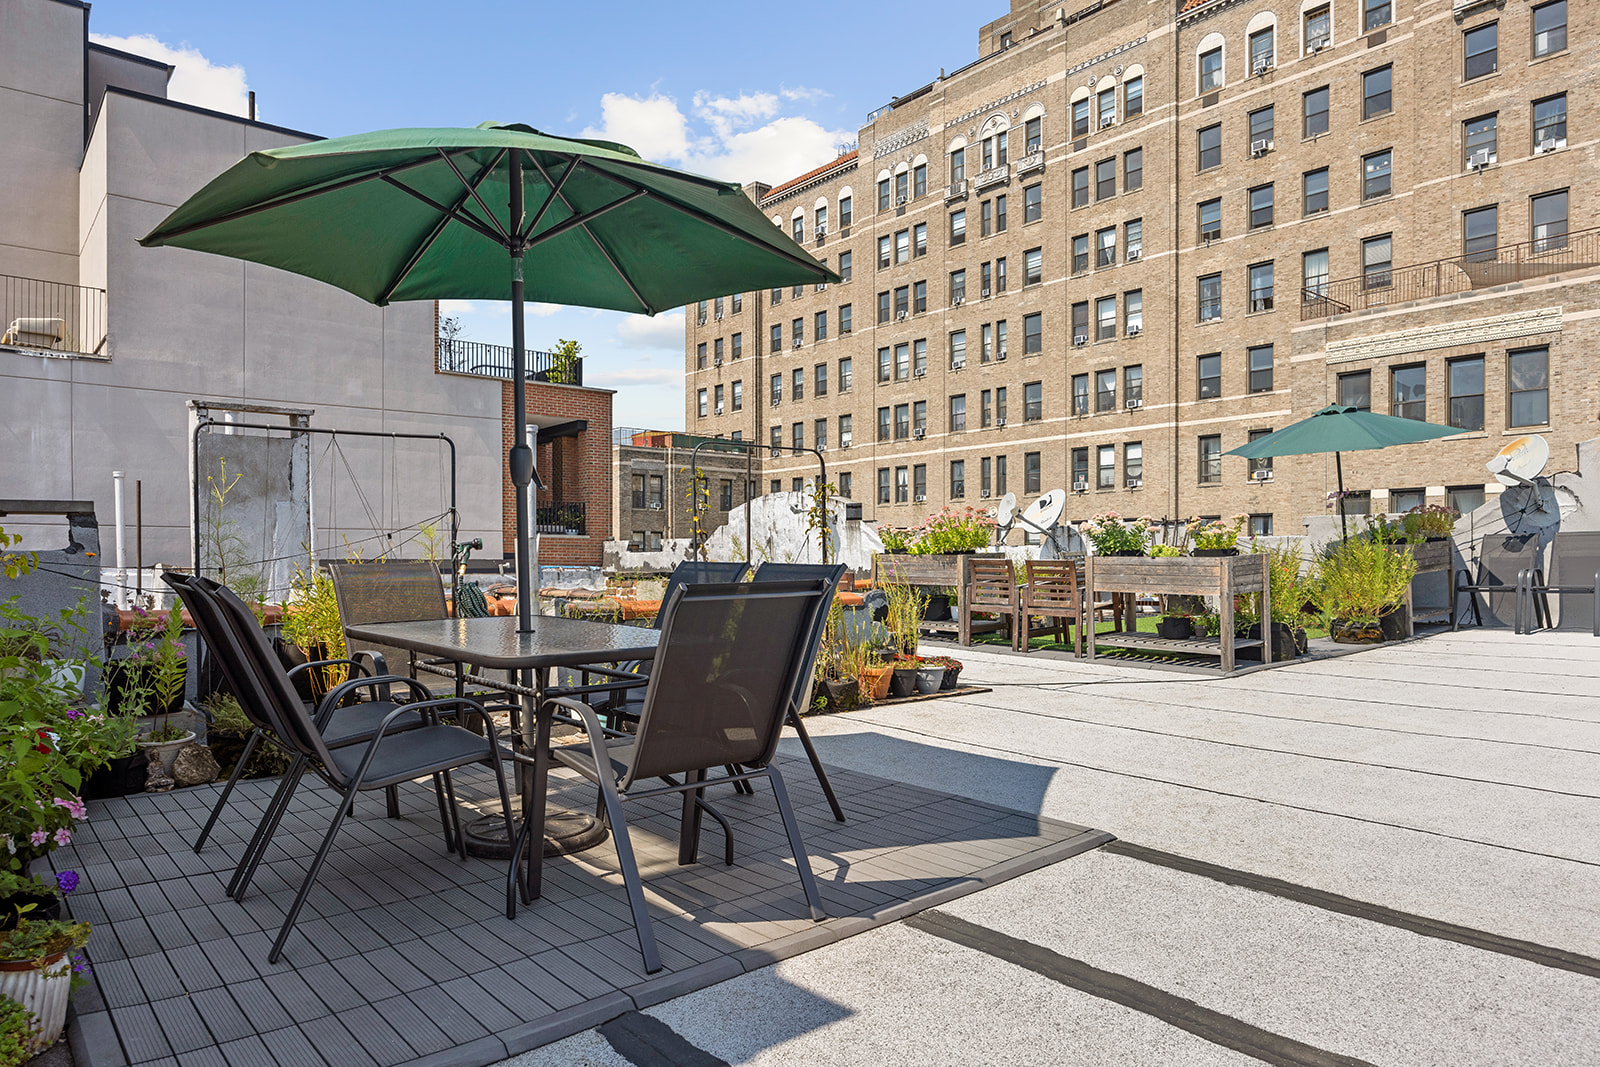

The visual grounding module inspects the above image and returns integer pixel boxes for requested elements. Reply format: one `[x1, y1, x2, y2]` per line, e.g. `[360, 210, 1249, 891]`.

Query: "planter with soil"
[1155, 615, 1194, 640]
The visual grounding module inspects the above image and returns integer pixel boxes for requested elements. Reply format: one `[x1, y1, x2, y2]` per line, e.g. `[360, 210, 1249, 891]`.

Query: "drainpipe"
[1170, 15, 1183, 525]
[112, 470, 127, 609]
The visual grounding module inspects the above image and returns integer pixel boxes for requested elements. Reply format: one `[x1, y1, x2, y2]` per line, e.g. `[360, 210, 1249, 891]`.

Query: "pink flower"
[53, 797, 88, 821]
[53, 828, 72, 847]
[29, 830, 48, 847]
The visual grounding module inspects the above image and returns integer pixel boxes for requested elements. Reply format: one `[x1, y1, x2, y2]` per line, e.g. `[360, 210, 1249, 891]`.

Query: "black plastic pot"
[889, 667, 917, 698]
[1191, 548, 1240, 557]
[1330, 618, 1384, 644]
[923, 595, 951, 622]
[1244, 622, 1303, 661]
[941, 666, 962, 690]
[821, 678, 860, 709]
[1155, 616, 1194, 640]
[1, 888, 61, 930]
[83, 751, 150, 799]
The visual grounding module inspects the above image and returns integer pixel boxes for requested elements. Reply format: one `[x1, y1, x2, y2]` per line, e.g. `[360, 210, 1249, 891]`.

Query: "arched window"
[1197, 32, 1226, 94]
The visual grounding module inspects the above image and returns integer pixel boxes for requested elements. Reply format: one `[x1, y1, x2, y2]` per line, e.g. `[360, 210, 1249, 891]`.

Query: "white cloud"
[614, 310, 684, 351]
[583, 93, 691, 162]
[89, 33, 250, 118]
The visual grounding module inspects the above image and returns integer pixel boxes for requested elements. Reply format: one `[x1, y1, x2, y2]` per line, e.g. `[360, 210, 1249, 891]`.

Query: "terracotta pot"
[0, 951, 71, 1054]
[860, 665, 893, 701]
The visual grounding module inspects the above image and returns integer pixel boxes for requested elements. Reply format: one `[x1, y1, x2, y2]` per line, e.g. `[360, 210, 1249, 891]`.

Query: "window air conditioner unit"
[981, 287, 991, 297]
[952, 359, 966, 370]
[897, 310, 908, 320]
[1073, 334, 1088, 346]
[714, 404, 724, 415]
[1469, 148, 1494, 169]
[792, 340, 802, 349]
[771, 398, 780, 407]
[649, 502, 664, 510]
[1127, 324, 1142, 336]
[1251, 139, 1273, 156]
[914, 367, 926, 378]
[1535, 138, 1565, 155]
[980, 489, 991, 498]
[914, 427, 926, 439]
[996, 351, 1007, 361]
[1251, 469, 1274, 482]
[897, 195, 909, 206]
[997, 416, 1007, 426]
[1073, 480, 1088, 493]
[840, 440, 851, 449]
[1099, 118, 1116, 130]
[817, 444, 827, 452]
[1126, 477, 1142, 488]
[914, 493, 927, 502]
[1127, 247, 1142, 261]
[816, 226, 827, 237]
[715, 312, 724, 320]
[953, 296, 965, 306]
[713, 356, 723, 366]
[1253, 57, 1274, 76]
[1126, 398, 1142, 409]
[1306, 36, 1329, 54]
[817, 283, 828, 291]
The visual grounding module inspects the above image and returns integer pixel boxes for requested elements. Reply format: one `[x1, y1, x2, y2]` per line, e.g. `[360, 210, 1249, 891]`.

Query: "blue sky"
[92, 1, 996, 428]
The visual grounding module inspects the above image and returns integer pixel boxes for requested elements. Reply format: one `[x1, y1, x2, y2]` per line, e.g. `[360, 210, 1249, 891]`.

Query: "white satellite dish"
[1487, 434, 1550, 488]
[995, 492, 1018, 528]
[1022, 489, 1066, 531]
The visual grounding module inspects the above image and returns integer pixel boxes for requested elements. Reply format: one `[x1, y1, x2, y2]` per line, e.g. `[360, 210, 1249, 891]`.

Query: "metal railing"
[436, 338, 582, 385]
[1301, 225, 1600, 320]
[535, 501, 586, 536]
[0, 274, 107, 357]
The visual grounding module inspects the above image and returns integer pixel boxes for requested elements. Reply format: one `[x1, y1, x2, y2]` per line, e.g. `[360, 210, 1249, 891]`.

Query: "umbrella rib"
[379, 175, 508, 247]
[378, 152, 505, 306]
[436, 148, 512, 242]
[524, 152, 652, 314]
[520, 154, 578, 245]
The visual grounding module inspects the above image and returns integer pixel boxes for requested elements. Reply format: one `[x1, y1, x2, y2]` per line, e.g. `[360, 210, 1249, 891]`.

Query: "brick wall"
[500, 380, 614, 566]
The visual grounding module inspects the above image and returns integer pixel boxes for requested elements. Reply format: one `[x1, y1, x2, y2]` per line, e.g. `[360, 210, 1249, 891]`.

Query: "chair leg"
[764, 764, 826, 923]
[787, 709, 845, 822]
[268, 779, 362, 964]
[195, 728, 262, 853]
[431, 772, 458, 855]
[439, 769, 468, 861]
[385, 786, 400, 819]
[678, 768, 707, 866]
[595, 777, 662, 974]
[725, 764, 754, 795]
[228, 756, 309, 901]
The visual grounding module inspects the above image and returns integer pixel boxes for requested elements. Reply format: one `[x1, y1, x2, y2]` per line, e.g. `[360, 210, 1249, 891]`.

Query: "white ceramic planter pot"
[0, 953, 72, 1054]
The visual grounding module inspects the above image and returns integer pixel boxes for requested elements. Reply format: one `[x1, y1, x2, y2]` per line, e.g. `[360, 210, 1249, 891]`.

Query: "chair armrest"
[348, 651, 390, 700]
[313, 674, 435, 728]
[541, 696, 623, 777]
[288, 656, 373, 680]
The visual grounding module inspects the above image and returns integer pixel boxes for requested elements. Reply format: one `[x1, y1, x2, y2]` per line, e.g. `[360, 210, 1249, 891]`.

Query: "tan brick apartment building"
[685, 0, 1594, 535]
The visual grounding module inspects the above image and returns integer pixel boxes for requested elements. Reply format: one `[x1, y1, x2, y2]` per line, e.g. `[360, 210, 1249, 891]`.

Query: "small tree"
[438, 314, 463, 371]
[550, 337, 581, 384]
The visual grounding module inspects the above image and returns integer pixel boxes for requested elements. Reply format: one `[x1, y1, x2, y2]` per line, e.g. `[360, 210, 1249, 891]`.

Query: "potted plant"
[883, 580, 925, 659]
[279, 565, 348, 701]
[1314, 531, 1417, 644]
[1189, 514, 1248, 556]
[889, 655, 920, 698]
[1081, 512, 1152, 556]
[120, 604, 194, 780]
[909, 506, 997, 556]
[1241, 543, 1317, 660]
[857, 652, 892, 702]
[199, 691, 290, 780]
[1155, 613, 1194, 640]
[0, 915, 90, 1056]
[913, 660, 944, 694]
[922, 655, 963, 690]
[1403, 504, 1459, 542]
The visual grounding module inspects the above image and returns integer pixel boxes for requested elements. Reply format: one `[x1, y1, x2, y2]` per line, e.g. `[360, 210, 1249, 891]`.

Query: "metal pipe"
[112, 470, 126, 608]
[507, 150, 535, 633]
[136, 479, 143, 601]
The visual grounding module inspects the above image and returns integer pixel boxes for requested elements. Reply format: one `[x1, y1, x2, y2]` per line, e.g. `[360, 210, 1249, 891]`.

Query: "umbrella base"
[462, 810, 609, 859]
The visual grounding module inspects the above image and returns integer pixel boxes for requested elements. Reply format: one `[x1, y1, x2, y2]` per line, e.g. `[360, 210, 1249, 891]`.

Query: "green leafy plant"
[878, 527, 917, 554]
[1189, 514, 1248, 551]
[1313, 529, 1417, 628]
[0, 996, 35, 1067]
[804, 481, 836, 564]
[882, 579, 926, 657]
[909, 505, 995, 554]
[549, 337, 582, 385]
[0, 918, 89, 966]
[116, 602, 188, 737]
[1080, 512, 1152, 555]
[1402, 504, 1458, 541]
[1150, 544, 1182, 558]
[200, 459, 266, 608]
[279, 565, 347, 699]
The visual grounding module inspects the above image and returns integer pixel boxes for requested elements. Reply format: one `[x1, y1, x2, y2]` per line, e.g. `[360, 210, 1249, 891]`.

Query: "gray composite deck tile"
[404, 985, 492, 1044]
[146, 996, 216, 1055]
[295, 1016, 377, 1067]
[436, 975, 525, 1033]
[70, 1008, 127, 1067]
[185, 987, 256, 1046]
[223, 979, 294, 1034]
[497, 957, 587, 1014]
[254, 1026, 329, 1067]
[165, 942, 225, 993]
[331, 1003, 416, 1065]
[91, 957, 148, 1009]
[111, 1002, 173, 1064]
[122, 952, 184, 1003]
[174, 1046, 230, 1067]
[217, 1032, 278, 1067]
[291, 961, 368, 1014]
[366, 993, 455, 1057]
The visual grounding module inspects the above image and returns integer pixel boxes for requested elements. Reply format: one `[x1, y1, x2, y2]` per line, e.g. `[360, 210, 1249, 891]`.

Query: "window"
[697, 388, 708, 418]
[980, 457, 992, 496]
[1304, 248, 1330, 298]
[770, 373, 782, 404]
[697, 300, 708, 325]
[1125, 442, 1144, 486]
[878, 178, 891, 211]
[1026, 116, 1042, 153]
[1363, 66, 1392, 120]
[839, 413, 852, 447]
[1249, 105, 1274, 150]
[814, 418, 828, 450]
[914, 339, 927, 376]
[950, 460, 965, 499]
[732, 379, 743, 411]
[1464, 22, 1497, 80]
[1198, 273, 1222, 321]
[913, 222, 928, 258]
[996, 454, 1009, 495]
[1532, 190, 1568, 252]
[732, 332, 743, 358]
[894, 286, 909, 318]
[1304, 86, 1330, 138]
[1125, 76, 1144, 117]
[996, 385, 1008, 422]
[950, 147, 965, 183]
[1448, 356, 1485, 430]
[1126, 365, 1143, 405]
[792, 317, 803, 347]
[980, 200, 993, 237]
[1363, 150, 1392, 200]
[1533, 95, 1567, 150]
[1249, 262, 1275, 312]
[895, 403, 910, 439]
[1463, 205, 1498, 262]
[792, 216, 804, 243]
[895, 228, 910, 263]
[1096, 368, 1117, 412]
[878, 234, 892, 269]
[1126, 219, 1142, 259]
[839, 357, 852, 392]
[996, 320, 1008, 359]
[914, 280, 927, 313]
[770, 427, 781, 458]
[1250, 27, 1275, 72]
[980, 388, 992, 426]
[814, 310, 829, 342]
[839, 471, 851, 499]
[1071, 448, 1089, 490]
[1199, 435, 1222, 483]
[1365, 0, 1391, 33]
[1096, 297, 1117, 341]
[1339, 369, 1372, 411]
[1072, 373, 1090, 415]
[1025, 248, 1043, 286]
[950, 394, 967, 432]
[696, 342, 707, 369]
[1303, 168, 1329, 215]
[1248, 514, 1272, 537]
[1199, 47, 1223, 93]
[714, 338, 724, 364]
[713, 381, 723, 410]
[1248, 345, 1274, 393]
[732, 293, 742, 313]
[1199, 198, 1222, 242]
[1508, 347, 1549, 427]
[838, 251, 852, 282]
[1073, 234, 1090, 273]
[878, 407, 891, 441]
[1125, 290, 1143, 334]
[878, 468, 891, 504]
[1464, 114, 1497, 168]
[980, 263, 993, 298]
[1124, 148, 1143, 192]
[1024, 313, 1042, 355]
[1072, 167, 1089, 208]
[996, 258, 1007, 292]
[815, 362, 828, 396]
[914, 163, 927, 198]
[895, 343, 909, 380]
[950, 271, 966, 305]
[1249, 185, 1274, 229]
[1363, 234, 1392, 290]
[1448, 485, 1486, 515]
[877, 291, 891, 325]
[1097, 88, 1117, 128]
[913, 401, 927, 434]
[1198, 124, 1222, 170]
[1198, 353, 1222, 398]
[1305, 5, 1330, 50]
[1073, 97, 1091, 138]
[1096, 157, 1116, 200]
[1097, 445, 1116, 490]
[839, 196, 852, 228]
[1392, 364, 1425, 420]
[1024, 380, 1043, 421]
[647, 475, 665, 509]
[950, 331, 966, 369]
[950, 210, 966, 246]
[1097, 228, 1117, 268]
[714, 296, 724, 318]
[896, 467, 909, 503]
[770, 324, 782, 353]
[1025, 452, 1042, 494]
[1533, 1, 1567, 57]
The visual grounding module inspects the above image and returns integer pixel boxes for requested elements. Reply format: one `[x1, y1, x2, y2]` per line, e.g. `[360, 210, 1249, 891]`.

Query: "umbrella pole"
[1335, 450, 1348, 541]
[507, 151, 535, 632]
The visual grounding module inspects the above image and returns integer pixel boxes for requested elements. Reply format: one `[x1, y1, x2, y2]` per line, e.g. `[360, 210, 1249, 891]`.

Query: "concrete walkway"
[503, 629, 1600, 1065]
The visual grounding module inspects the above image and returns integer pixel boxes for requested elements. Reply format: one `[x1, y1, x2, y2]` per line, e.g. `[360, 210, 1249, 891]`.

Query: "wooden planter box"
[1085, 554, 1270, 672]
[872, 554, 982, 637]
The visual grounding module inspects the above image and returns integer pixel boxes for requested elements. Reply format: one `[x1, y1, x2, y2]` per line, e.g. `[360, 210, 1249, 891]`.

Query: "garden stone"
[171, 743, 220, 787]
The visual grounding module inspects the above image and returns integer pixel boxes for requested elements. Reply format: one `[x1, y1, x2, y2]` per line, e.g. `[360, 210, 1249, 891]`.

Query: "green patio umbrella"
[1225, 404, 1464, 538]
[140, 122, 837, 631]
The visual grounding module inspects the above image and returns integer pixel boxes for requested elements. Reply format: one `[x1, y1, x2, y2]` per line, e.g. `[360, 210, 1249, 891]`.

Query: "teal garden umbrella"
[1225, 404, 1464, 537]
[141, 122, 837, 629]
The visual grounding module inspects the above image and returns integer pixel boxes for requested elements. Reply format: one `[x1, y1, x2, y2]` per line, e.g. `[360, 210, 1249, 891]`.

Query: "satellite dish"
[995, 492, 1018, 528]
[1023, 489, 1066, 531]
[1488, 434, 1550, 488]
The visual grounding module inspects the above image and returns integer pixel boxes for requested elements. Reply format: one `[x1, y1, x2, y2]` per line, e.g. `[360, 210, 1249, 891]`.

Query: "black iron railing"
[536, 501, 586, 536]
[437, 338, 582, 385]
[0, 274, 107, 356]
[1301, 225, 1600, 320]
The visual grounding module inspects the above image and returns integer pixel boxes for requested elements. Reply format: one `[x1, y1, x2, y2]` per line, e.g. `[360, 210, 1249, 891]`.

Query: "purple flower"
[65, 708, 84, 720]
[71, 954, 91, 977]
[57, 870, 80, 894]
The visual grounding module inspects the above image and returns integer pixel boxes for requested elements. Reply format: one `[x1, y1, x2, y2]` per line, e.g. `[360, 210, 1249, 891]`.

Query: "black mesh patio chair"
[510, 580, 830, 974]
[1527, 531, 1600, 636]
[193, 577, 516, 964]
[164, 572, 408, 855]
[1454, 534, 1544, 632]
[751, 561, 849, 823]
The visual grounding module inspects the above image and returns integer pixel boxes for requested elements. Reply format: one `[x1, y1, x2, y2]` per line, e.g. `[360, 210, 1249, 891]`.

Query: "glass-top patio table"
[341, 614, 660, 901]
